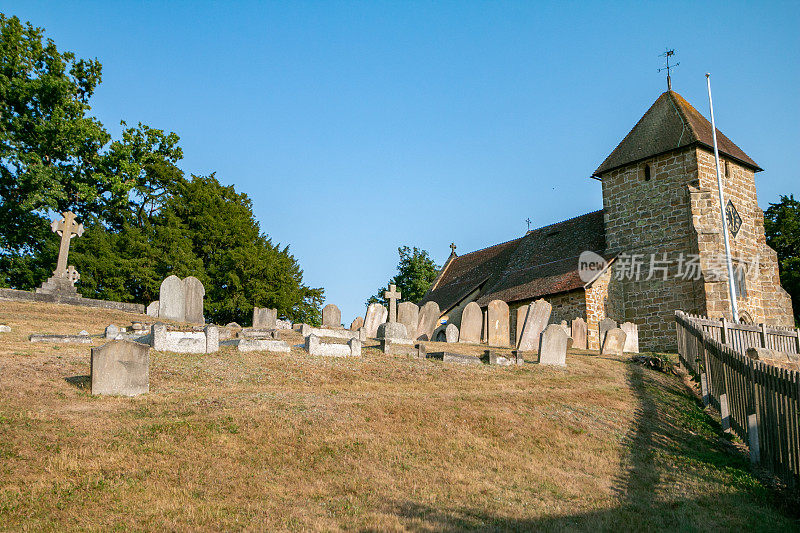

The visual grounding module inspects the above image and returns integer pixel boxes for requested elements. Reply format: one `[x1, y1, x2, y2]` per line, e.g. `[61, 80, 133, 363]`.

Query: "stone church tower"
[596, 90, 793, 350]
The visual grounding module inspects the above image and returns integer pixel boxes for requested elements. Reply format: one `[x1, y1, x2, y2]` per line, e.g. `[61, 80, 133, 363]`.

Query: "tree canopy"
[0, 14, 323, 326]
[764, 194, 800, 324]
[368, 246, 439, 306]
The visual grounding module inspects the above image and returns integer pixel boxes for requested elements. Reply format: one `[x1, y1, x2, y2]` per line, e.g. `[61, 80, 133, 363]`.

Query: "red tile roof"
[420, 211, 607, 311]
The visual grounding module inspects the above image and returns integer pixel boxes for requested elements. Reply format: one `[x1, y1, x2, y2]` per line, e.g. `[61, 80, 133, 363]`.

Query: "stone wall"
[600, 146, 794, 352]
[601, 148, 706, 352]
[692, 148, 793, 326]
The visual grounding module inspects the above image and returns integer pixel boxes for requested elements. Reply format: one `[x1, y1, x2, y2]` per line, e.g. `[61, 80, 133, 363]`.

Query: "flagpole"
[706, 73, 739, 322]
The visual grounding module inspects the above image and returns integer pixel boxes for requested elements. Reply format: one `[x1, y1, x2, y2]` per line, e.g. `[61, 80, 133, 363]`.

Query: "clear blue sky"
[5, 1, 798, 323]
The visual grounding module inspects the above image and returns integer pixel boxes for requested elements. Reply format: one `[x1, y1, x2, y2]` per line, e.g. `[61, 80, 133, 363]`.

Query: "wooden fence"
[675, 311, 800, 487]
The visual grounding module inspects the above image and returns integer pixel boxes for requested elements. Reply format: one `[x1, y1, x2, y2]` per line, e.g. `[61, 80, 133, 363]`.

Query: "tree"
[368, 246, 439, 306]
[764, 194, 800, 324]
[0, 15, 124, 254]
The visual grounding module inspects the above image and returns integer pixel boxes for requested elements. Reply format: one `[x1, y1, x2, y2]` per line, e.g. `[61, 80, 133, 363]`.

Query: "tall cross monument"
[384, 284, 401, 323]
[36, 211, 85, 297]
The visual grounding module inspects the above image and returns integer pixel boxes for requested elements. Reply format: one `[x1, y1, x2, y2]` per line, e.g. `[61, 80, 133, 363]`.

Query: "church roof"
[593, 90, 761, 177]
[420, 210, 607, 312]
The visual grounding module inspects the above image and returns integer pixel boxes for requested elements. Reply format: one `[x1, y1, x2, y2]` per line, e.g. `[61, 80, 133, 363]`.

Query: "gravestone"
[158, 275, 185, 322]
[601, 328, 627, 356]
[90, 340, 149, 396]
[416, 301, 440, 341]
[377, 322, 408, 341]
[517, 299, 552, 351]
[253, 307, 277, 329]
[571, 317, 588, 350]
[146, 301, 159, 318]
[0, 325, 10, 333]
[620, 322, 640, 353]
[459, 302, 482, 343]
[598, 318, 617, 348]
[515, 305, 529, 346]
[364, 303, 387, 337]
[445, 323, 459, 343]
[487, 300, 510, 347]
[350, 316, 364, 331]
[105, 324, 120, 339]
[183, 276, 205, 325]
[384, 284, 401, 322]
[36, 211, 85, 297]
[538, 324, 568, 366]
[305, 334, 361, 357]
[237, 339, 291, 352]
[322, 304, 341, 328]
[397, 302, 419, 340]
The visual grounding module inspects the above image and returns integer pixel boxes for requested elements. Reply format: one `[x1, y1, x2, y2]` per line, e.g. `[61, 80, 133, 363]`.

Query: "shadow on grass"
[384, 362, 794, 531]
[64, 375, 90, 390]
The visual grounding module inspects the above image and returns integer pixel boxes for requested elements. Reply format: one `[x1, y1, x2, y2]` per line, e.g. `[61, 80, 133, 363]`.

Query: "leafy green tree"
[764, 194, 800, 323]
[0, 14, 125, 256]
[368, 246, 439, 306]
[157, 174, 324, 325]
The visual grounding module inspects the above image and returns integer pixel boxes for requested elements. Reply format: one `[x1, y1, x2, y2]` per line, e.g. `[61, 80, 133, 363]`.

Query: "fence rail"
[675, 311, 800, 488]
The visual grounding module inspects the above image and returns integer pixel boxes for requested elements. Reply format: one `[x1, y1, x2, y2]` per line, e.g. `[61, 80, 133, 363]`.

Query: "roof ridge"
[525, 209, 604, 236]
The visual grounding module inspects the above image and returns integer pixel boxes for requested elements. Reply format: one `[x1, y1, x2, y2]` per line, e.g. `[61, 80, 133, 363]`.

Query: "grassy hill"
[0, 299, 795, 531]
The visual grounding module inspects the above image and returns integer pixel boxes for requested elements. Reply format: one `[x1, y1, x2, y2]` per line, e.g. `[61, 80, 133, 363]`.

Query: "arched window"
[643, 164, 651, 181]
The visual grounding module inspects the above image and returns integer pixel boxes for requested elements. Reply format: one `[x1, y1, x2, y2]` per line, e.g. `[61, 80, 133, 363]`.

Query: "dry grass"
[0, 299, 795, 531]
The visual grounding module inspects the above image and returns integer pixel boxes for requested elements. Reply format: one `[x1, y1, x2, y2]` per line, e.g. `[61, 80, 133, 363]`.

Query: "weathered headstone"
[459, 302, 482, 343]
[146, 301, 159, 318]
[444, 323, 459, 343]
[620, 322, 640, 353]
[515, 305, 529, 346]
[364, 303, 387, 338]
[183, 276, 205, 325]
[598, 318, 617, 348]
[487, 300, 510, 347]
[571, 317, 588, 350]
[377, 322, 408, 341]
[0, 325, 10, 333]
[158, 275, 185, 322]
[538, 324, 568, 366]
[90, 340, 149, 396]
[601, 328, 627, 356]
[205, 325, 219, 353]
[36, 211, 85, 297]
[350, 316, 364, 331]
[416, 301, 440, 341]
[237, 339, 291, 352]
[322, 304, 341, 328]
[253, 307, 277, 329]
[484, 350, 515, 366]
[397, 302, 419, 340]
[384, 284, 401, 323]
[305, 334, 361, 357]
[517, 298, 552, 351]
[105, 324, 120, 339]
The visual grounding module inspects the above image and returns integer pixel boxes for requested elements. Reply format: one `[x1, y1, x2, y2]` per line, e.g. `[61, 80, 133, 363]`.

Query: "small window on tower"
[724, 160, 730, 178]
[644, 164, 651, 181]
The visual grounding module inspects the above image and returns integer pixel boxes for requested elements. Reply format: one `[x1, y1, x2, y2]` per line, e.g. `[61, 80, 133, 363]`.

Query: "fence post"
[760, 323, 768, 348]
[748, 413, 761, 464]
[795, 328, 800, 355]
[748, 363, 761, 465]
[721, 317, 728, 345]
[720, 393, 731, 433]
[700, 339, 710, 407]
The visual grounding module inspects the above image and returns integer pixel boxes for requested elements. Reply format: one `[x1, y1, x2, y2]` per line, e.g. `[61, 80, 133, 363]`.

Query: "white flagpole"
[706, 73, 739, 322]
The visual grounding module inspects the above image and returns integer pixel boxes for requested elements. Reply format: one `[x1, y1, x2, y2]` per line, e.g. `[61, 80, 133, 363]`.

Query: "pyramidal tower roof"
[593, 90, 761, 177]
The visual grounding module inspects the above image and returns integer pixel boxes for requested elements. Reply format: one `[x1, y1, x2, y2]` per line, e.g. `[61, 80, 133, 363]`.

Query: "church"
[420, 90, 794, 352]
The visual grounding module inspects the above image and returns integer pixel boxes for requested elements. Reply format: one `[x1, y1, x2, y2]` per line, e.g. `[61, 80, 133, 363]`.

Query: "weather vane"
[658, 48, 679, 91]
[526, 217, 532, 231]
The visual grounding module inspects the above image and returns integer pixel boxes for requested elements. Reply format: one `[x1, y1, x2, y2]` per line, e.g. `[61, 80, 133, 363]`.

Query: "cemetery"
[0, 6, 798, 531]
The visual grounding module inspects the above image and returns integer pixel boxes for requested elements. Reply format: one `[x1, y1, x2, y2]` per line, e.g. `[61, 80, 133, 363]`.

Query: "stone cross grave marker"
[52, 211, 84, 277]
[384, 284, 401, 323]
